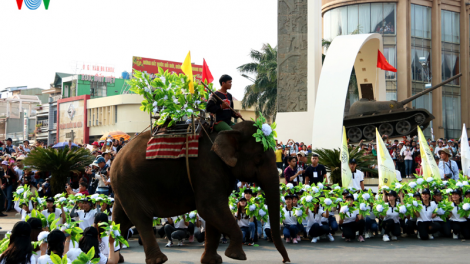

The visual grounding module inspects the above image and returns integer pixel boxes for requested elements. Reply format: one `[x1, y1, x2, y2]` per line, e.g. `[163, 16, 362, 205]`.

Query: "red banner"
[132, 56, 203, 80]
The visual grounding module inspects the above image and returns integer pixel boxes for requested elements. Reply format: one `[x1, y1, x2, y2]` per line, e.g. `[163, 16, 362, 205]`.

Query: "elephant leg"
[200, 205, 246, 261]
[134, 215, 168, 264]
[200, 222, 222, 264]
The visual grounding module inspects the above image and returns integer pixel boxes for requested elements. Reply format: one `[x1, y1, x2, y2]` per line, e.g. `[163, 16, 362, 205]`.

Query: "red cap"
[92, 141, 99, 146]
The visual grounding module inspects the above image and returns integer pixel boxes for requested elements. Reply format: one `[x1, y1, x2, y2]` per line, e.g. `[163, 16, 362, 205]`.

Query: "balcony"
[37, 119, 49, 128]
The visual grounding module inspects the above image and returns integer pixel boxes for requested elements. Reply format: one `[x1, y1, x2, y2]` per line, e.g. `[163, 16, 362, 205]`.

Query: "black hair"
[27, 217, 42, 251]
[219, 74, 232, 86]
[287, 156, 297, 163]
[47, 230, 66, 257]
[0, 221, 33, 264]
[79, 182, 87, 188]
[94, 213, 109, 235]
[311, 154, 319, 158]
[79, 227, 100, 259]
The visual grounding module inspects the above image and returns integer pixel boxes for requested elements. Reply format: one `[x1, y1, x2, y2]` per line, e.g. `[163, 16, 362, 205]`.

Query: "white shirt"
[351, 169, 364, 190]
[417, 201, 437, 222]
[197, 214, 206, 233]
[306, 207, 325, 232]
[342, 209, 359, 224]
[432, 201, 443, 222]
[173, 216, 189, 229]
[14, 167, 23, 182]
[438, 160, 459, 180]
[14, 200, 33, 221]
[0, 254, 35, 264]
[100, 236, 120, 257]
[450, 203, 467, 222]
[76, 209, 97, 230]
[395, 170, 402, 182]
[38, 254, 72, 264]
[235, 212, 250, 227]
[383, 202, 401, 223]
[67, 248, 108, 264]
[282, 206, 297, 225]
[42, 208, 63, 226]
[434, 146, 445, 156]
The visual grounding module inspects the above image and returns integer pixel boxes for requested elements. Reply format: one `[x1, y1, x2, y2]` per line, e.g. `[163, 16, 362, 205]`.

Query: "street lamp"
[241, 74, 255, 83]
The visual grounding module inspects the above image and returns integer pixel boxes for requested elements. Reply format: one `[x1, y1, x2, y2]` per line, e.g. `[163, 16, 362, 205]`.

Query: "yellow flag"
[418, 126, 440, 180]
[181, 51, 194, 94]
[341, 126, 353, 188]
[376, 129, 397, 188]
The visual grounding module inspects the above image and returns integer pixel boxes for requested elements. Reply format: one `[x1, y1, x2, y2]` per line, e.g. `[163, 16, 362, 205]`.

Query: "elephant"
[110, 121, 290, 264]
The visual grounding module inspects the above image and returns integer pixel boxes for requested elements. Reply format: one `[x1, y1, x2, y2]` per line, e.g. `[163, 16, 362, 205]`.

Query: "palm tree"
[23, 146, 95, 195]
[313, 146, 377, 185]
[238, 44, 278, 121]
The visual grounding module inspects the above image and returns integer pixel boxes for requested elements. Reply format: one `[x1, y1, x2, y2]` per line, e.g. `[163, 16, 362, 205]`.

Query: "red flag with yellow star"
[377, 50, 397, 72]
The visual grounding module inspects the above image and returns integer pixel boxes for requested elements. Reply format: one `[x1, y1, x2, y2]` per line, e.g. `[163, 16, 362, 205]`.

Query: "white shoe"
[417, 233, 421, 240]
[311, 237, 318, 243]
[122, 244, 128, 249]
[365, 231, 370, 239]
[165, 241, 173, 247]
[391, 236, 398, 241]
[327, 234, 334, 242]
[453, 233, 459, 239]
[383, 234, 390, 242]
[177, 240, 184, 246]
[428, 234, 434, 240]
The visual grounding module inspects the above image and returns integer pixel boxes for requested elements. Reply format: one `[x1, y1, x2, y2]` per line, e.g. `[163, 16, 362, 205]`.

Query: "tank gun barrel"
[400, 73, 462, 105]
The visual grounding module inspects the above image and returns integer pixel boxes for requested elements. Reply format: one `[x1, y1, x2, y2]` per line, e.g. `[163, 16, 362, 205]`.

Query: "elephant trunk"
[260, 173, 290, 262]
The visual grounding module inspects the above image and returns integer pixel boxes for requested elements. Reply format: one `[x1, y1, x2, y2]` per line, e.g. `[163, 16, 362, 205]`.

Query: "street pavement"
[121, 235, 470, 264]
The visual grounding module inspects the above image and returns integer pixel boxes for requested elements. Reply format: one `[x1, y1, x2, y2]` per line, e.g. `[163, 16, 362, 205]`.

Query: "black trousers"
[450, 220, 470, 239]
[404, 220, 417, 235]
[434, 221, 452, 237]
[265, 228, 272, 241]
[0, 188, 5, 212]
[194, 228, 205, 243]
[341, 219, 365, 239]
[382, 219, 401, 237]
[417, 221, 439, 240]
[308, 223, 330, 238]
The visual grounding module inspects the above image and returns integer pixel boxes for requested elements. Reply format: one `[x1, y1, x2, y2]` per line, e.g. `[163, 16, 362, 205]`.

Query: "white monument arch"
[311, 34, 386, 150]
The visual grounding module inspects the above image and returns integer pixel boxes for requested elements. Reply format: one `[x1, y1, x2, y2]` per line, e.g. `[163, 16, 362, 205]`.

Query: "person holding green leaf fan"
[415, 189, 439, 240]
[93, 213, 121, 260]
[306, 199, 332, 243]
[235, 197, 255, 246]
[449, 189, 470, 239]
[0, 221, 36, 264]
[431, 189, 452, 238]
[206, 75, 242, 132]
[42, 197, 66, 228]
[14, 199, 32, 221]
[381, 190, 402, 242]
[339, 193, 365, 242]
[37, 229, 71, 264]
[282, 194, 300, 244]
[66, 226, 120, 264]
[70, 197, 97, 231]
[404, 192, 421, 237]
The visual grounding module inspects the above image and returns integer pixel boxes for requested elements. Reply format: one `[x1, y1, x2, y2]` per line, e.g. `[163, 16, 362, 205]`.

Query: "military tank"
[344, 73, 462, 142]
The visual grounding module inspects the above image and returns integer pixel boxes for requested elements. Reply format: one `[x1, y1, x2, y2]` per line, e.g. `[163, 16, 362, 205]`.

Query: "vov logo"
[16, 0, 51, 10]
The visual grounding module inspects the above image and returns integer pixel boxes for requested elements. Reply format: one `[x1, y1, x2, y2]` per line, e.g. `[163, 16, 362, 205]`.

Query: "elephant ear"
[211, 130, 241, 167]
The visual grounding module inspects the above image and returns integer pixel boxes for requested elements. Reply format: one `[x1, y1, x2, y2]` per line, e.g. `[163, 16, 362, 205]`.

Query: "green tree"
[238, 44, 278, 121]
[23, 146, 95, 195]
[313, 146, 377, 185]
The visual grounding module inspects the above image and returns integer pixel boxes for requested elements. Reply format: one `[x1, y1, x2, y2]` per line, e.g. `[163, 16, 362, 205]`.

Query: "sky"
[0, 0, 278, 100]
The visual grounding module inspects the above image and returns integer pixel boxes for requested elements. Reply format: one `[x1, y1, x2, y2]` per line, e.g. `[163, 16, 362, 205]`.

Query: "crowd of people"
[0, 136, 130, 263]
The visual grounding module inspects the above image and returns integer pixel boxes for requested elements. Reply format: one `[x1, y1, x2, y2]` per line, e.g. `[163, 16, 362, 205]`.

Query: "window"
[411, 5, 431, 39]
[441, 10, 460, 43]
[53, 110, 57, 123]
[90, 82, 107, 97]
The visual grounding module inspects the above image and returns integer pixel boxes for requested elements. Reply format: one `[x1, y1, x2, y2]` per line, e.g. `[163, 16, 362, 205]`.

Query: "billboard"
[132, 56, 203, 80]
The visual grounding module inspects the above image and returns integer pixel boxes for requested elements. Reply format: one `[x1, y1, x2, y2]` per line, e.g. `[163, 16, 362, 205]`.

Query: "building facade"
[62, 75, 129, 99]
[321, 0, 469, 139]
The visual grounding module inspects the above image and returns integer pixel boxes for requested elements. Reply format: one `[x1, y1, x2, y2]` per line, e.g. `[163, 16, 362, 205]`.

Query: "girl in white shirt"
[306, 200, 332, 243]
[339, 193, 365, 242]
[381, 190, 402, 242]
[282, 194, 300, 244]
[235, 197, 255, 246]
[14, 200, 33, 221]
[70, 197, 98, 231]
[414, 189, 439, 240]
[0, 221, 36, 264]
[67, 226, 119, 264]
[42, 197, 66, 227]
[37, 230, 72, 264]
[449, 189, 470, 239]
[432, 189, 452, 237]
